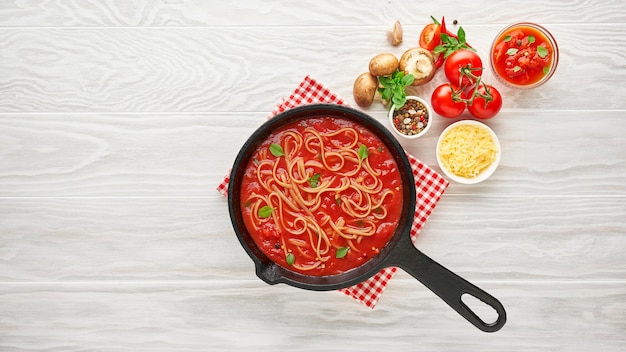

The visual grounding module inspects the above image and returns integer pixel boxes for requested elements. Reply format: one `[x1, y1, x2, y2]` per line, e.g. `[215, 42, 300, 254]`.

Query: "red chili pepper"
[434, 16, 447, 68]
[435, 52, 445, 69]
[440, 16, 447, 37]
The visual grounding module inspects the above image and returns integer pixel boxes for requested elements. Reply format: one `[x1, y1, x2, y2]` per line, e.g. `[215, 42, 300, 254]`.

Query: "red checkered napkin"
[217, 75, 449, 308]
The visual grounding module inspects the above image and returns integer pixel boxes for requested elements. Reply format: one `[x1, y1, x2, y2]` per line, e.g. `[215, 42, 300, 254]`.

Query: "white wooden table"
[1, 1, 625, 350]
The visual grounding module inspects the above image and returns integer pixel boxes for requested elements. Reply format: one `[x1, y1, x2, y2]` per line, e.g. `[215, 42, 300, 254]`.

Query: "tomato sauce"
[239, 117, 404, 276]
[491, 24, 555, 86]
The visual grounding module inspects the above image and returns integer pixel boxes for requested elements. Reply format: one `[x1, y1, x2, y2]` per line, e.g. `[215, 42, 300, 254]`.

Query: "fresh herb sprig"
[357, 144, 369, 160]
[258, 205, 274, 218]
[378, 70, 415, 109]
[307, 173, 321, 188]
[433, 26, 476, 58]
[269, 143, 285, 157]
[336, 247, 349, 258]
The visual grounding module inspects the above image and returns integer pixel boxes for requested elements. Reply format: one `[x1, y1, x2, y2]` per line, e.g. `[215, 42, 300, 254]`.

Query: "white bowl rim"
[436, 119, 501, 184]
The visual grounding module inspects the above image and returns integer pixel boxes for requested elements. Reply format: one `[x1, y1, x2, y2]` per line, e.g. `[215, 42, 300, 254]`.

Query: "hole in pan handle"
[389, 239, 507, 332]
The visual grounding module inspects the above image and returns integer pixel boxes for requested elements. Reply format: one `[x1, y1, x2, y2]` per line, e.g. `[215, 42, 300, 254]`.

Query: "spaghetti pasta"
[240, 117, 403, 276]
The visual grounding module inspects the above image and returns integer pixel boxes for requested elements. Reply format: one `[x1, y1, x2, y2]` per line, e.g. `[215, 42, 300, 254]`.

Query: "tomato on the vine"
[419, 23, 441, 51]
[431, 84, 466, 118]
[467, 84, 502, 119]
[444, 49, 483, 87]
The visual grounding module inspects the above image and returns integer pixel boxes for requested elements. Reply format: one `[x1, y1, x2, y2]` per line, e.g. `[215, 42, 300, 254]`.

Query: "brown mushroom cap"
[369, 53, 399, 77]
[399, 47, 436, 86]
[353, 72, 378, 107]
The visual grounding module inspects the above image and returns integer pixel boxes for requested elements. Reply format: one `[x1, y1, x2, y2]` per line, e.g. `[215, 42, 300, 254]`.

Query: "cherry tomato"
[419, 23, 441, 51]
[467, 84, 502, 119]
[431, 84, 466, 118]
[444, 49, 483, 87]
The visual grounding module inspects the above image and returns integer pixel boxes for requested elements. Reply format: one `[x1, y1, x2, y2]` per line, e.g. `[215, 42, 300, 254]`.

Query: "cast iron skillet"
[228, 104, 506, 332]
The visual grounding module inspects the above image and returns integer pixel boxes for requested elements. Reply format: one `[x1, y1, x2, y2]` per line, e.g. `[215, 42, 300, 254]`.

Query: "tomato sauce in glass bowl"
[490, 22, 558, 89]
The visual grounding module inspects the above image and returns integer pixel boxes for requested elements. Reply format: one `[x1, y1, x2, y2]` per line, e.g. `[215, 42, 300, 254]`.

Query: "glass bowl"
[490, 22, 559, 89]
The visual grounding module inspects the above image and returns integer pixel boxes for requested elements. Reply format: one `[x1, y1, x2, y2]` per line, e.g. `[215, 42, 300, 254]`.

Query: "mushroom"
[353, 72, 378, 107]
[399, 47, 436, 86]
[368, 53, 399, 77]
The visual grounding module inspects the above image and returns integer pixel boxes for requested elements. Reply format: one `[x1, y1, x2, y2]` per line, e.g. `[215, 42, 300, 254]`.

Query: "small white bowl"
[388, 96, 432, 139]
[436, 120, 501, 184]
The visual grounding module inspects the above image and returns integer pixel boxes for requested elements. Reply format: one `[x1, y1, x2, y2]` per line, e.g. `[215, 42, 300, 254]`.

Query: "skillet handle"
[390, 242, 506, 332]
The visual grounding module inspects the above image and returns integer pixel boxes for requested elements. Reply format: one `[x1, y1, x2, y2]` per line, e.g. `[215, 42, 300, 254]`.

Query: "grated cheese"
[438, 124, 498, 178]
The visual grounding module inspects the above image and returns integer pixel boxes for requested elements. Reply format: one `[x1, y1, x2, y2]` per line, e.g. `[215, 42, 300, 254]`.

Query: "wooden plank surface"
[0, 281, 624, 351]
[1, 0, 625, 350]
[0, 25, 624, 112]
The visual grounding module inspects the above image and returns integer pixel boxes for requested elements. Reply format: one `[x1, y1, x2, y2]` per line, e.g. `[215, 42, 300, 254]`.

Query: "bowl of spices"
[388, 96, 432, 139]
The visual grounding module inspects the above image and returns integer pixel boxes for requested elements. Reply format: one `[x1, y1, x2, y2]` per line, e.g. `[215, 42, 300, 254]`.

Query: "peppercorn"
[392, 98, 429, 136]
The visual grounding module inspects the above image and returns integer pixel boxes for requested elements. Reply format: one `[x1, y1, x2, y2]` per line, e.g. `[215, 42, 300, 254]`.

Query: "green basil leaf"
[433, 44, 447, 54]
[269, 144, 285, 157]
[457, 26, 466, 43]
[503, 35, 512, 42]
[308, 173, 321, 188]
[537, 45, 549, 58]
[543, 66, 550, 75]
[358, 145, 368, 160]
[378, 76, 393, 87]
[401, 73, 415, 86]
[527, 35, 536, 44]
[336, 247, 349, 259]
[391, 84, 405, 97]
[258, 205, 274, 218]
[513, 65, 522, 72]
[506, 48, 518, 56]
[286, 253, 295, 265]
[392, 95, 405, 109]
[382, 87, 392, 100]
[393, 70, 405, 80]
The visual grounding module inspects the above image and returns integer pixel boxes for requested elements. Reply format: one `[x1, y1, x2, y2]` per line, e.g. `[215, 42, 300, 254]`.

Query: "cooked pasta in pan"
[239, 117, 403, 276]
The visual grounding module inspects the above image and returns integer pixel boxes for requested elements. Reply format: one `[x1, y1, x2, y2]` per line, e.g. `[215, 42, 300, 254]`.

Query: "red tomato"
[431, 84, 466, 118]
[444, 49, 483, 87]
[419, 23, 441, 51]
[467, 84, 502, 119]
